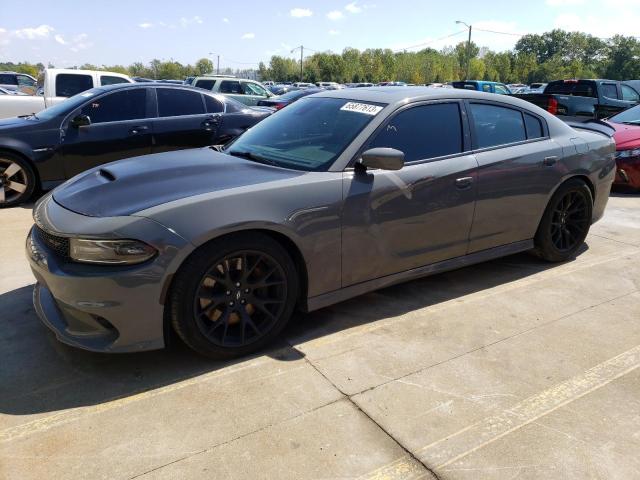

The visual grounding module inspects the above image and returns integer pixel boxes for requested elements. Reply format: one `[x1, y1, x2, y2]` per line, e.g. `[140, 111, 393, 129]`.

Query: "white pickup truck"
[0, 68, 132, 119]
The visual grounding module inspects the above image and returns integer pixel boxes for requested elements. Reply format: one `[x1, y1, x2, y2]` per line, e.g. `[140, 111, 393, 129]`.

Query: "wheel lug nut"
[241, 299, 246, 305]
[244, 288, 249, 293]
[235, 282, 241, 287]
[226, 290, 231, 295]
[229, 301, 234, 306]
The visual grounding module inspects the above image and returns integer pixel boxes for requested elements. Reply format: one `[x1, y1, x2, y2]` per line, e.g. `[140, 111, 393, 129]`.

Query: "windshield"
[226, 97, 385, 171]
[36, 88, 104, 120]
[609, 104, 640, 125]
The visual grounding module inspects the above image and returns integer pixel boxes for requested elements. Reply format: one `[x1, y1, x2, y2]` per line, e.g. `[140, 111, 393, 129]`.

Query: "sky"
[1, 0, 639, 70]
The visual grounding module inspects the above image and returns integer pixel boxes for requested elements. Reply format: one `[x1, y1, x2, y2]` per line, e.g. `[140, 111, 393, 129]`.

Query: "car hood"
[53, 148, 304, 217]
[607, 121, 640, 150]
[0, 116, 40, 130]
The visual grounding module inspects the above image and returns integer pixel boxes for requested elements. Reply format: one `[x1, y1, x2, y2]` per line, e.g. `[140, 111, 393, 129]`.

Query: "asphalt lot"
[1, 194, 639, 480]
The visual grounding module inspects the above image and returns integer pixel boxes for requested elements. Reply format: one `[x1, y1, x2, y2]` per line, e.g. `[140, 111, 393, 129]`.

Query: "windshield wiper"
[621, 120, 640, 125]
[18, 112, 38, 119]
[227, 150, 279, 167]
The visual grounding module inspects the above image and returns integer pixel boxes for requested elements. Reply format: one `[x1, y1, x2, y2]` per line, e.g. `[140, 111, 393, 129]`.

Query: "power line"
[393, 29, 468, 53]
[474, 28, 524, 37]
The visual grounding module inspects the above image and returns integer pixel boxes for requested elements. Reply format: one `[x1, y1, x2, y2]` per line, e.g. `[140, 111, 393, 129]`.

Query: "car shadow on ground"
[0, 244, 587, 417]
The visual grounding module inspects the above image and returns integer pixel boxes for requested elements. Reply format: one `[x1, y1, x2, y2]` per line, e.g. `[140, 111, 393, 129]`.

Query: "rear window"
[157, 88, 205, 117]
[195, 79, 216, 90]
[55, 74, 94, 97]
[545, 81, 596, 97]
[470, 103, 526, 148]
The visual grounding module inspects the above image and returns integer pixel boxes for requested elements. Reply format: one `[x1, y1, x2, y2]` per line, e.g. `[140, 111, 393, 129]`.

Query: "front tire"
[0, 153, 36, 208]
[169, 233, 299, 359]
[533, 179, 593, 262]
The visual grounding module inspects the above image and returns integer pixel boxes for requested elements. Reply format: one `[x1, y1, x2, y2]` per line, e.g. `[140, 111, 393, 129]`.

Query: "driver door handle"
[455, 177, 474, 189]
[543, 156, 558, 166]
[129, 125, 149, 135]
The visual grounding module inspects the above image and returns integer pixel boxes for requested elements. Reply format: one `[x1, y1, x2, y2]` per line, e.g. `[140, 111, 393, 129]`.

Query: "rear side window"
[204, 95, 224, 113]
[157, 88, 205, 117]
[100, 75, 129, 86]
[470, 103, 526, 148]
[56, 74, 93, 97]
[545, 81, 596, 97]
[524, 113, 544, 139]
[0, 74, 17, 85]
[601, 83, 618, 99]
[368, 103, 463, 162]
[195, 79, 216, 90]
[220, 80, 242, 94]
[80, 89, 147, 123]
[482, 84, 491, 92]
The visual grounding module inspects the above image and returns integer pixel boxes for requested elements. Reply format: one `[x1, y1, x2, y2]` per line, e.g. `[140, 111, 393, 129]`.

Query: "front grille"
[34, 226, 70, 259]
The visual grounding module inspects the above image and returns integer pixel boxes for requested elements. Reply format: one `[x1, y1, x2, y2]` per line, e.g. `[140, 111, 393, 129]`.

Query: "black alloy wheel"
[193, 251, 287, 347]
[534, 179, 593, 262]
[549, 190, 590, 252]
[169, 233, 299, 359]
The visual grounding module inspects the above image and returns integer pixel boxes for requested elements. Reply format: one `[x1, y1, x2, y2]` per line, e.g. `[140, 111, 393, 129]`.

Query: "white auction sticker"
[340, 102, 383, 115]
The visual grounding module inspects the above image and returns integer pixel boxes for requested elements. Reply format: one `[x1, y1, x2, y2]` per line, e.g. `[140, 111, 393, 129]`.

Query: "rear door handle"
[543, 156, 558, 166]
[455, 177, 474, 189]
[129, 126, 148, 135]
[202, 115, 220, 130]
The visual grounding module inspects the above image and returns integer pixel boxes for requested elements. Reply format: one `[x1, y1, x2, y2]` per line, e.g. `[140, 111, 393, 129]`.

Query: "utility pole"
[456, 21, 472, 80]
[291, 45, 304, 82]
[208, 52, 221, 75]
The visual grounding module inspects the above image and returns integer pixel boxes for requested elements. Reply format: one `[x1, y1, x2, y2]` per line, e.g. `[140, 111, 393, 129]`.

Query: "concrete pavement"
[1, 194, 639, 479]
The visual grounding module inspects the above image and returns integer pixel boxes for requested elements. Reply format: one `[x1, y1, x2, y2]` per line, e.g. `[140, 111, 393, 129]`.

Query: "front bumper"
[27, 195, 192, 353]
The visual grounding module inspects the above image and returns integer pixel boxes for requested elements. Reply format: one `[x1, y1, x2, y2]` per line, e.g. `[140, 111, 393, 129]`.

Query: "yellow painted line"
[415, 343, 640, 470]
[0, 355, 292, 444]
[358, 456, 433, 480]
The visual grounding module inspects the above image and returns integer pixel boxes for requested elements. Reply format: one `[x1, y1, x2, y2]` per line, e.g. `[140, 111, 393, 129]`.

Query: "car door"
[465, 101, 564, 253]
[61, 87, 153, 178]
[341, 101, 478, 287]
[151, 88, 221, 153]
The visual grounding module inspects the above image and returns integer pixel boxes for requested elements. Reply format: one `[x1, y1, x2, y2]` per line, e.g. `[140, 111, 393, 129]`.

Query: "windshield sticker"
[340, 102, 383, 115]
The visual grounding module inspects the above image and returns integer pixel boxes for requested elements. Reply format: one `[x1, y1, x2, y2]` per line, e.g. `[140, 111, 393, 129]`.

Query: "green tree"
[194, 58, 213, 75]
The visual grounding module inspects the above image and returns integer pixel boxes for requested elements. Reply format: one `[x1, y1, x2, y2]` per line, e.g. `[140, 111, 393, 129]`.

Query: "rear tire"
[169, 232, 299, 359]
[0, 153, 36, 208]
[533, 179, 593, 262]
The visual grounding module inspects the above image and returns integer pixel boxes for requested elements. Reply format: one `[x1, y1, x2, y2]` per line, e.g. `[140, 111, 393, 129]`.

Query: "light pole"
[208, 52, 220, 74]
[291, 45, 304, 82]
[456, 21, 472, 80]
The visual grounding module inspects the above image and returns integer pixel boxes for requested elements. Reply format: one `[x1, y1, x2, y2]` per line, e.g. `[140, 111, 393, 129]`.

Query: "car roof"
[311, 86, 521, 106]
[90, 82, 232, 103]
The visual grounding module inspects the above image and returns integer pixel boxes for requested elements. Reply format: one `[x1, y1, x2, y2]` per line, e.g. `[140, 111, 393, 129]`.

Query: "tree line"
[2, 29, 639, 84]
[259, 30, 640, 84]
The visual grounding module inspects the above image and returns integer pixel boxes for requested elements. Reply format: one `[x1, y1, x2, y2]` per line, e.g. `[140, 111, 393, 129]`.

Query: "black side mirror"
[71, 114, 91, 128]
[358, 147, 404, 171]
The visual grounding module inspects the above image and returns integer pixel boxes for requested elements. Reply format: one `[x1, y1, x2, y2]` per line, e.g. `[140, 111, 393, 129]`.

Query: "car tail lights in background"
[273, 102, 287, 110]
[547, 97, 558, 115]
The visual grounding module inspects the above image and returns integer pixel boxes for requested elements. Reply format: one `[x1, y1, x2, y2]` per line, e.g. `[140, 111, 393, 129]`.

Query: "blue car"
[452, 81, 512, 95]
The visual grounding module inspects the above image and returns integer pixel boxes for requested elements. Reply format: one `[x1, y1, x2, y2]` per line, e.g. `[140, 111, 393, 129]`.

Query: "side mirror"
[71, 114, 91, 128]
[358, 147, 404, 171]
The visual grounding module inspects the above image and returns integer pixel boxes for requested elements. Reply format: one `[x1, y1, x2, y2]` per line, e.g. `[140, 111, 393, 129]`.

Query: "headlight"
[69, 238, 157, 265]
[615, 148, 640, 159]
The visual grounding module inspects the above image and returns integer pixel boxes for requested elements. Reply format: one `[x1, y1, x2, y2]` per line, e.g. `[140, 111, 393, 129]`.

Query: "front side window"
[494, 85, 510, 95]
[601, 83, 618, 99]
[226, 97, 384, 171]
[100, 75, 129, 86]
[621, 84, 640, 102]
[157, 88, 205, 117]
[56, 74, 93, 97]
[80, 89, 146, 123]
[470, 103, 526, 148]
[220, 81, 242, 94]
[368, 103, 463, 163]
[243, 82, 268, 96]
[17, 75, 36, 87]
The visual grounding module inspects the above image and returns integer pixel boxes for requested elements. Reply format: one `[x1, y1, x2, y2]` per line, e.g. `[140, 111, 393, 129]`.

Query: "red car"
[606, 105, 640, 190]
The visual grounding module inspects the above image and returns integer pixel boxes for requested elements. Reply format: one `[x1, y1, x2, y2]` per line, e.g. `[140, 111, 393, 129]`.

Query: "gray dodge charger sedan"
[26, 87, 616, 358]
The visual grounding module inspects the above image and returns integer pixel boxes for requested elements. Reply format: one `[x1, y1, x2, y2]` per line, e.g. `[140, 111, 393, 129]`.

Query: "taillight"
[274, 103, 286, 110]
[547, 97, 558, 115]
